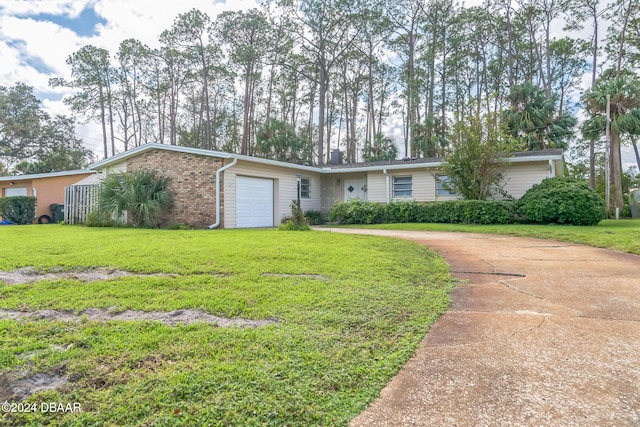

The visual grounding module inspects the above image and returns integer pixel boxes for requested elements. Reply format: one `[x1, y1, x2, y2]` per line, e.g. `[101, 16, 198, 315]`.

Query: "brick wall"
[127, 150, 224, 228]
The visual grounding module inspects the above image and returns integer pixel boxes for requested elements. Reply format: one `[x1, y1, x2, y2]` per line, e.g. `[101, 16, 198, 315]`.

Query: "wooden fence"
[64, 184, 99, 224]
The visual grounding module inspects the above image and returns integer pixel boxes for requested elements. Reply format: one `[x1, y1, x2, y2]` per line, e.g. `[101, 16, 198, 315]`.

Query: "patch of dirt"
[0, 308, 279, 328]
[208, 271, 233, 277]
[262, 273, 329, 281]
[0, 267, 176, 285]
[0, 369, 68, 402]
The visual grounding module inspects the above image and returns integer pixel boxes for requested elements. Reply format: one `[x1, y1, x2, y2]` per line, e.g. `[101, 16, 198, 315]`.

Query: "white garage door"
[236, 176, 274, 228]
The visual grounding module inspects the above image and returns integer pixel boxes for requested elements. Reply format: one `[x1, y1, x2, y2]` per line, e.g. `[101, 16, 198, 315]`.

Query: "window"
[393, 176, 412, 197]
[4, 187, 28, 197]
[300, 178, 311, 198]
[436, 174, 457, 196]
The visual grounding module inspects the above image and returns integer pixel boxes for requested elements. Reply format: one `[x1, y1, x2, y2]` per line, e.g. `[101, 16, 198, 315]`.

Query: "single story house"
[0, 170, 95, 222]
[85, 143, 564, 229]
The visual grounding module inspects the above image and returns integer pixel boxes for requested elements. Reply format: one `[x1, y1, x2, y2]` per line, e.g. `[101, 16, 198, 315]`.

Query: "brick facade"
[126, 150, 224, 228]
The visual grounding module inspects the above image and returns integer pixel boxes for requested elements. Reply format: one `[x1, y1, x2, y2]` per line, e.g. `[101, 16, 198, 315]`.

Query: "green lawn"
[0, 226, 453, 426]
[352, 219, 640, 256]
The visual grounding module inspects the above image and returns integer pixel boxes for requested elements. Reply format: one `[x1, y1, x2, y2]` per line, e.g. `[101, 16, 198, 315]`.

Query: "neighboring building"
[0, 170, 95, 222]
[86, 143, 564, 229]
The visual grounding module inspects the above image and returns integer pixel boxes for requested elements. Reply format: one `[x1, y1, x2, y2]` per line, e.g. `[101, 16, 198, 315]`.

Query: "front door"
[344, 178, 367, 201]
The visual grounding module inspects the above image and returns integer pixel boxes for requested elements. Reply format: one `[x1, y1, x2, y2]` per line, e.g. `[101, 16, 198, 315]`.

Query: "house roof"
[89, 143, 321, 173]
[88, 143, 564, 175]
[0, 169, 95, 182]
[322, 149, 564, 173]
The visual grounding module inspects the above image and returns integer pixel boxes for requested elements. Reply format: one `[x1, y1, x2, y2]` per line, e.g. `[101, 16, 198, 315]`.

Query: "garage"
[236, 176, 274, 228]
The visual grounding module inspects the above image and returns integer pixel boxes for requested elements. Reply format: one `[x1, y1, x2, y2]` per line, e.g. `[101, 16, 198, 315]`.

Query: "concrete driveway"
[320, 228, 640, 426]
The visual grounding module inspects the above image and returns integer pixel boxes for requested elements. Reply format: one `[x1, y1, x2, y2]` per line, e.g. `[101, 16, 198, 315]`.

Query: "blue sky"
[23, 6, 108, 37]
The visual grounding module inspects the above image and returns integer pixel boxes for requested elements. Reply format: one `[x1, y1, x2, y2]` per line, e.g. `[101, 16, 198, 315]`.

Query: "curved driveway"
[320, 228, 640, 426]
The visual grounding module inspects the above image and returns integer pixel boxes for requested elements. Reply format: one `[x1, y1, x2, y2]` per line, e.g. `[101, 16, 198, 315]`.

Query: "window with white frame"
[435, 174, 457, 196]
[393, 176, 412, 197]
[300, 178, 311, 198]
[4, 187, 28, 197]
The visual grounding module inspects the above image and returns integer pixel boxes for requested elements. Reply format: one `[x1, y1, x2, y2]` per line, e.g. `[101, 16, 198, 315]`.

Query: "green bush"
[98, 170, 171, 228]
[412, 200, 515, 224]
[0, 196, 37, 224]
[328, 199, 516, 225]
[516, 177, 606, 226]
[385, 200, 420, 223]
[304, 210, 325, 225]
[328, 200, 386, 224]
[279, 201, 311, 231]
[85, 210, 118, 228]
[278, 221, 312, 231]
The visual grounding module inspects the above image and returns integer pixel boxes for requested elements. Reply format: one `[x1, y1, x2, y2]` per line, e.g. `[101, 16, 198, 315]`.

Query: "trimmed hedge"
[328, 199, 516, 225]
[0, 196, 37, 225]
[516, 177, 606, 226]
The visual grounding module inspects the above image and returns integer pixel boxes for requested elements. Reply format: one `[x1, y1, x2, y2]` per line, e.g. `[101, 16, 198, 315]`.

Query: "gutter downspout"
[208, 157, 238, 229]
[383, 169, 390, 203]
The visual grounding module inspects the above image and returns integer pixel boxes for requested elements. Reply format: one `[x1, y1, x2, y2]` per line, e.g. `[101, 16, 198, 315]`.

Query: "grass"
[0, 226, 453, 426]
[348, 219, 640, 255]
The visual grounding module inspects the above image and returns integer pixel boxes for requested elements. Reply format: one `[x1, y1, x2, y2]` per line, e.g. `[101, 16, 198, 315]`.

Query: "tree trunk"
[616, 0, 633, 76]
[611, 131, 624, 212]
[99, 86, 108, 159]
[318, 59, 327, 166]
[589, 140, 596, 189]
[589, 4, 599, 189]
[266, 65, 275, 125]
[407, 32, 417, 158]
[367, 42, 376, 146]
[505, 0, 515, 88]
[241, 68, 252, 156]
[200, 47, 211, 151]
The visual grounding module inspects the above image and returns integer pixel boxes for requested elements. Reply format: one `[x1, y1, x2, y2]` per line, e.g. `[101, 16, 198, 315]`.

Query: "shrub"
[0, 196, 37, 224]
[412, 200, 515, 224]
[278, 221, 312, 231]
[304, 210, 325, 225]
[98, 170, 171, 228]
[279, 201, 311, 231]
[328, 200, 385, 224]
[328, 199, 516, 225]
[385, 200, 419, 223]
[516, 177, 606, 225]
[86, 210, 118, 228]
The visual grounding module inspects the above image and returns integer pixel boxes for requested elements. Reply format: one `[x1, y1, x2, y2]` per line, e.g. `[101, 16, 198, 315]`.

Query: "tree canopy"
[7, 0, 634, 203]
[441, 114, 512, 200]
[0, 83, 93, 175]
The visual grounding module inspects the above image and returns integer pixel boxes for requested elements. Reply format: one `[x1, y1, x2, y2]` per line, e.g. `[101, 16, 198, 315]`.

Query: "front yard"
[0, 226, 453, 426]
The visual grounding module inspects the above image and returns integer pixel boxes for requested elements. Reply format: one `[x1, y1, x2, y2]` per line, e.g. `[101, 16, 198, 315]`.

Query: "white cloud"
[0, 0, 260, 158]
[0, 0, 92, 17]
[0, 15, 85, 88]
[92, 0, 261, 50]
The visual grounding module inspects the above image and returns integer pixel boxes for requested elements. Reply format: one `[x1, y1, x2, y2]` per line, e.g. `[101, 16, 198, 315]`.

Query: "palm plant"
[582, 69, 640, 213]
[503, 82, 576, 151]
[99, 169, 171, 228]
[254, 119, 314, 165]
[362, 133, 398, 162]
